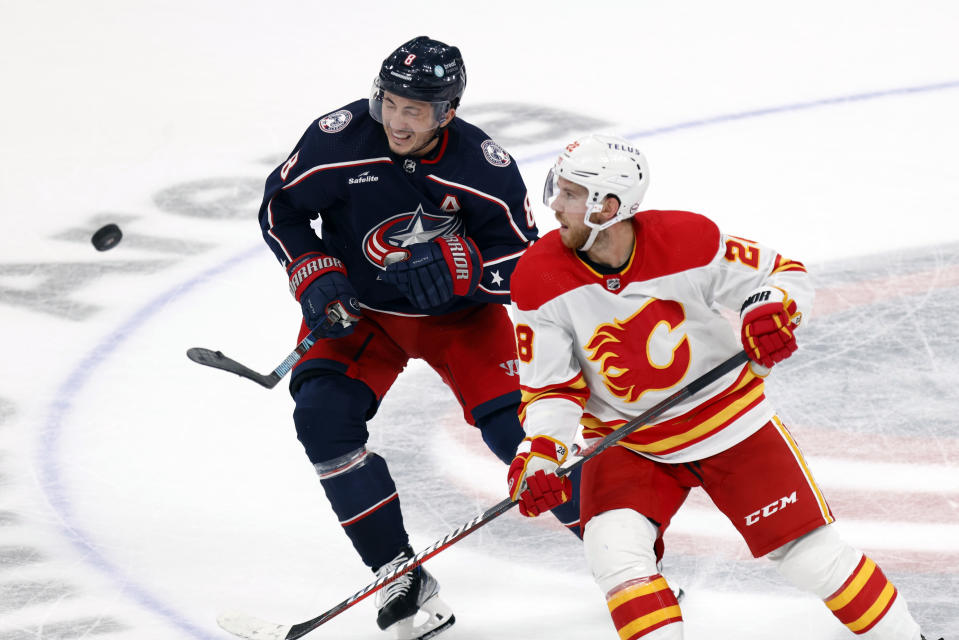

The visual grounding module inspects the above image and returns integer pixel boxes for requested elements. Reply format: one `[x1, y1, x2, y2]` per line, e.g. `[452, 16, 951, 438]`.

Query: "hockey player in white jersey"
[505, 134, 939, 639]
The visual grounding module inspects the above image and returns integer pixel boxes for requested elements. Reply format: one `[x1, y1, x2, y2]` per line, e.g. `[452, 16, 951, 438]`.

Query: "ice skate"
[375, 548, 455, 640]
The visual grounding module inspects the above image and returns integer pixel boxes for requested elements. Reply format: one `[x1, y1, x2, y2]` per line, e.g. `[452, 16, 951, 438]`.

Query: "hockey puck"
[91, 223, 122, 251]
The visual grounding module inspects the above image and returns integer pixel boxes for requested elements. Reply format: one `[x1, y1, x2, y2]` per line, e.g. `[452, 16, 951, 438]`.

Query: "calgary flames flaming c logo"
[585, 299, 691, 403]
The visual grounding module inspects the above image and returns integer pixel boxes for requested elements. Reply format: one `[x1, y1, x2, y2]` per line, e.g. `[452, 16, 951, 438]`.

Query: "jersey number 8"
[515, 324, 534, 363]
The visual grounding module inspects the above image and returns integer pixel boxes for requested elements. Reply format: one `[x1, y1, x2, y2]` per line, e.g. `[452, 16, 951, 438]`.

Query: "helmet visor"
[542, 167, 561, 208]
[369, 78, 452, 133]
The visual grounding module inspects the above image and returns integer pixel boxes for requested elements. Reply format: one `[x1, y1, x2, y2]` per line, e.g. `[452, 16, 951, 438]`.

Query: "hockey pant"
[584, 509, 921, 639]
[293, 373, 582, 570]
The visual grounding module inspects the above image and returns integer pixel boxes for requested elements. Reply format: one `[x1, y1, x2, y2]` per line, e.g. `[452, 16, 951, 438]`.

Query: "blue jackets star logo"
[363, 204, 464, 268]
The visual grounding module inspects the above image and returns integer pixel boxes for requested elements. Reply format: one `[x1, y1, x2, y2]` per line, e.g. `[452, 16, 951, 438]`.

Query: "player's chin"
[387, 140, 410, 154]
[386, 129, 415, 153]
[558, 227, 580, 249]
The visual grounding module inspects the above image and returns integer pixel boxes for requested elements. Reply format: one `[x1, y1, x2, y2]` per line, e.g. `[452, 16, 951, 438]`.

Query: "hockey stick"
[217, 350, 751, 640]
[186, 303, 351, 389]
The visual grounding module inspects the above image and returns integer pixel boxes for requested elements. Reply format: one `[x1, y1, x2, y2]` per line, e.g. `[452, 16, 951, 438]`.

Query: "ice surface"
[1, 1, 957, 638]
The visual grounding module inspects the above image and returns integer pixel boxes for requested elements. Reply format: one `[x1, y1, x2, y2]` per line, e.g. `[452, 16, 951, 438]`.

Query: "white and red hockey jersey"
[511, 210, 812, 463]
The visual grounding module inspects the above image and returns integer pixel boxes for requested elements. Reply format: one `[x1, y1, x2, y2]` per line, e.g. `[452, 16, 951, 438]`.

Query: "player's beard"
[559, 220, 591, 251]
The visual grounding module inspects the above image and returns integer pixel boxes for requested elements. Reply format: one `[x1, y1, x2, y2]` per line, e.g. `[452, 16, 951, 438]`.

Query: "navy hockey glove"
[380, 235, 482, 309]
[287, 252, 361, 338]
[740, 286, 801, 368]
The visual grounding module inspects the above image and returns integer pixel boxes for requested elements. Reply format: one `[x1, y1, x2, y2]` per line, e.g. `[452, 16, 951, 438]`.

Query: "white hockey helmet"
[544, 134, 650, 251]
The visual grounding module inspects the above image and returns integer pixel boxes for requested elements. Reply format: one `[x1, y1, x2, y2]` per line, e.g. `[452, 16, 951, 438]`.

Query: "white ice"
[1, 1, 958, 639]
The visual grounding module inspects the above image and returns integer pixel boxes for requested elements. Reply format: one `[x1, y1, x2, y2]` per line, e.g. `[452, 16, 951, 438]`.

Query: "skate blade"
[389, 595, 456, 640]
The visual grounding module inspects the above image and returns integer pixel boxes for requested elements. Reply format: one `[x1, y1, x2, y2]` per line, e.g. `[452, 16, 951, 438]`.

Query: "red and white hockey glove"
[507, 436, 573, 518]
[740, 286, 801, 368]
[287, 252, 362, 338]
[380, 234, 482, 308]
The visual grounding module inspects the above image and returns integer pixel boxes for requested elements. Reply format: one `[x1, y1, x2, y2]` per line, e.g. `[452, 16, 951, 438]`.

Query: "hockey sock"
[824, 555, 920, 638]
[316, 449, 410, 570]
[770, 526, 920, 639]
[605, 574, 683, 640]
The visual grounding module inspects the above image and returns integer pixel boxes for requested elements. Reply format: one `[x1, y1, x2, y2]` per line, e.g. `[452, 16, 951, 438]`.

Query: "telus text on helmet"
[608, 143, 639, 154]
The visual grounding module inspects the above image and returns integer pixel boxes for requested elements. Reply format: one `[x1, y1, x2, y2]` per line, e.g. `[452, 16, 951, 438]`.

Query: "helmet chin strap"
[579, 226, 602, 252]
[578, 204, 616, 252]
[407, 126, 442, 157]
[404, 112, 455, 157]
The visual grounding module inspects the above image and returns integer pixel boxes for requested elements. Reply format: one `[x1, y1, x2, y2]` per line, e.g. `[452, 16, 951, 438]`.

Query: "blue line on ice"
[39, 244, 263, 640]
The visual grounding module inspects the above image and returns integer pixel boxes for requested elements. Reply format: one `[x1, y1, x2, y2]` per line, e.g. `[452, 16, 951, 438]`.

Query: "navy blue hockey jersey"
[259, 99, 538, 316]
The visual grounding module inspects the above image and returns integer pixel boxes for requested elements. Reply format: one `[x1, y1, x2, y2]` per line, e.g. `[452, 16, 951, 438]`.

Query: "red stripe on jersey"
[519, 374, 589, 414]
[426, 174, 529, 244]
[282, 158, 393, 189]
[419, 129, 449, 164]
[484, 247, 527, 267]
[512, 211, 722, 312]
[520, 374, 589, 398]
[519, 374, 590, 423]
[265, 197, 294, 261]
[772, 254, 807, 275]
[581, 367, 765, 455]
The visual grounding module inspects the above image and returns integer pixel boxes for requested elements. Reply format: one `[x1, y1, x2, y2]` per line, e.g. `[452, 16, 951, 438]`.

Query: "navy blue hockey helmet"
[370, 36, 466, 129]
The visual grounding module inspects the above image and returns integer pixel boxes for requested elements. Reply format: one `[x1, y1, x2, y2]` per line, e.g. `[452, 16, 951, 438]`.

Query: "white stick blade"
[217, 611, 292, 640]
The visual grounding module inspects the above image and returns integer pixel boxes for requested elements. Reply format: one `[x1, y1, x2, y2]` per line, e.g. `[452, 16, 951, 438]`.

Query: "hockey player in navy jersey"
[258, 36, 580, 640]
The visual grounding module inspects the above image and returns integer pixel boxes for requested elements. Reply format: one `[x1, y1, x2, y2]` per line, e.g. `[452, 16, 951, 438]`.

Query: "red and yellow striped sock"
[824, 555, 898, 634]
[606, 574, 682, 639]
